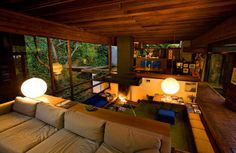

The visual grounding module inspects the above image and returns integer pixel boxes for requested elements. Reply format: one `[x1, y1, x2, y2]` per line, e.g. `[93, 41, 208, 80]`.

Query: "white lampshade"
[161, 78, 180, 95]
[21, 78, 47, 98]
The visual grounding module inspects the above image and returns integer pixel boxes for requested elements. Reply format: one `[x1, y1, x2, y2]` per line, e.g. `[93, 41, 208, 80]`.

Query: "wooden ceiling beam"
[24, 0, 136, 17]
[51, 2, 236, 25]
[70, 17, 137, 27]
[0, 9, 111, 44]
[192, 15, 236, 47]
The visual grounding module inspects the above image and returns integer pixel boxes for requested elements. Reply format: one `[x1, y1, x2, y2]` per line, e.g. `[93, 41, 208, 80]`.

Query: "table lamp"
[21, 77, 47, 98]
[161, 78, 180, 102]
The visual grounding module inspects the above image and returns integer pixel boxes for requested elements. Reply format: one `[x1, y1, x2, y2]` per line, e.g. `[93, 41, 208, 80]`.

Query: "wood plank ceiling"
[1, 0, 236, 43]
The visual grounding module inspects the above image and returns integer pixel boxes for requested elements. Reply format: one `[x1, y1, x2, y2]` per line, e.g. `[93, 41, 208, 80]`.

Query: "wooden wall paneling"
[0, 32, 17, 102]
[192, 15, 236, 47]
[225, 53, 236, 111]
[0, 9, 111, 45]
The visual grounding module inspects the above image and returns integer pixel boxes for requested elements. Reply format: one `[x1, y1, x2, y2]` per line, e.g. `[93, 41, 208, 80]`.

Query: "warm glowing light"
[161, 78, 180, 95]
[118, 95, 127, 104]
[53, 62, 63, 75]
[21, 78, 47, 98]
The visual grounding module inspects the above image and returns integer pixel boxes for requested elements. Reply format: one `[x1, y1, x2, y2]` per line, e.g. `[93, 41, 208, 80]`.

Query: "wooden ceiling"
[1, 0, 236, 43]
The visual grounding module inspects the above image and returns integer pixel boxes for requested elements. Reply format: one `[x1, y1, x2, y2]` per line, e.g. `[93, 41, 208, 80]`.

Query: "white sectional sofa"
[0, 97, 171, 153]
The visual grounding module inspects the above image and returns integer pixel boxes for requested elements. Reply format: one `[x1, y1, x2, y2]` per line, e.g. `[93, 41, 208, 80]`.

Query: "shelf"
[136, 73, 199, 82]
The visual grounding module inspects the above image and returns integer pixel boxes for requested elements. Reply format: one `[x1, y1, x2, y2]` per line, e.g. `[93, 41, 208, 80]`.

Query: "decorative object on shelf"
[161, 77, 180, 95]
[183, 68, 189, 74]
[21, 77, 47, 98]
[185, 82, 197, 92]
[85, 105, 97, 111]
[187, 95, 196, 103]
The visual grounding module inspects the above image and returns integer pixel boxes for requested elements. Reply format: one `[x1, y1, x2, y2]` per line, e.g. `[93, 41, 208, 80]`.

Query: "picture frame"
[183, 63, 189, 68]
[183, 68, 189, 74]
[189, 64, 195, 69]
[231, 68, 236, 85]
[176, 62, 183, 68]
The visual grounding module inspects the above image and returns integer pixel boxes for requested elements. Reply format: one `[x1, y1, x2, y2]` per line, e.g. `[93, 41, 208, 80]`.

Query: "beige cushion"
[104, 122, 162, 153]
[95, 143, 122, 153]
[0, 101, 14, 115]
[0, 112, 31, 132]
[36, 102, 67, 129]
[190, 120, 205, 130]
[0, 118, 57, 153]
[188, 113, 201, 120]
[65, 111, 106, 143]
[192, 128, 209, 141]
[195, 139, 214, 153]
[13, 96, 39, 117]
[27, 129, 99, 153]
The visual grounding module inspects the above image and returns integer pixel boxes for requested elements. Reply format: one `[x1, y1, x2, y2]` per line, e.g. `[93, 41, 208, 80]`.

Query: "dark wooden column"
[67, 40, 74, 100]
[117, 36, 134, 75]
[47, 37, 56, 95]
[225, 52, 236, 111]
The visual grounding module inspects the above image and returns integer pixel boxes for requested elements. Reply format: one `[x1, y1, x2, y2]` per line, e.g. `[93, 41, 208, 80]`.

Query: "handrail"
[54, 73, 109, 94]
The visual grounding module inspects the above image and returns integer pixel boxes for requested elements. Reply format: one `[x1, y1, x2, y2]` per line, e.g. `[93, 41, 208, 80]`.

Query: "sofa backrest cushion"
[36, 102, 67, 129]
[65, 111, 105, 143]
[13, 96, 39, 117]
[104, 122, 163, 153]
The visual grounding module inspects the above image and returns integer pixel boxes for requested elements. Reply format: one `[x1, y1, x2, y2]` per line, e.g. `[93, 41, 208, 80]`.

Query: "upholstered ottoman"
[156, 109, 175, 125]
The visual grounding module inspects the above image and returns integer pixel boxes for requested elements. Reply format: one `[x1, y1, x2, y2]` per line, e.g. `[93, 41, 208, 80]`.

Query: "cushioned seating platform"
[0, 112, 31, 132]
[27, 129, 99, 153]
[156, 109, 175, 125]
[0, 118, 57, 153]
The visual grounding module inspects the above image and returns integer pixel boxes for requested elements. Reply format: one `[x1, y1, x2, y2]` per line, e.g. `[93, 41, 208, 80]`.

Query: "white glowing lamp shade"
[21, 78, 47, 98]
[161, 78, 180, 95]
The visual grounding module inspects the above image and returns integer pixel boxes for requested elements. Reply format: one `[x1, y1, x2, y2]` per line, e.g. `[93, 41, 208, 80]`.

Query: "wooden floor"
[196, 83, 236, 153]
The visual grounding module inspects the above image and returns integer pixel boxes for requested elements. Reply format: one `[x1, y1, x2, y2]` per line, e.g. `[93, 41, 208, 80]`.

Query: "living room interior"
[0, 0, 236, 153]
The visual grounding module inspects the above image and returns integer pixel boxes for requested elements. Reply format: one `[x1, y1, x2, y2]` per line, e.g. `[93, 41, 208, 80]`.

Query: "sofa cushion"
[95, 143, 122, 153]
[190, 120, 205, 130]
[27, 129, 99, 153]
[0, 112, 31, 132]
[104, 122, 162, 153]
[192, 128, 209, 141]
[0, 101, 14, 115]
[36, 102, 67, 129]
[0, 118, 57, 153]
[13, 96, 39, 117]
[65, 111, 105, 143]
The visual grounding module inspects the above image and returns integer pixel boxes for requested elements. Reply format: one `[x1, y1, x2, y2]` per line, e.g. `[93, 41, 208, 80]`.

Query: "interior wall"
[107, 78, 198, 103]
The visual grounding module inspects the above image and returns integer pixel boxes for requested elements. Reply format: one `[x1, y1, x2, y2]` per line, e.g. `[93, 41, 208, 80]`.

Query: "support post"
[47, 37, 56, 95]
[67, 40, 74, 100]
[108, 45, 112, 73]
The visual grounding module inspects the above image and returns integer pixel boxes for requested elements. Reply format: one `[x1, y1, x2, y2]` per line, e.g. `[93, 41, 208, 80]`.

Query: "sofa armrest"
[0, 101, 14, 115]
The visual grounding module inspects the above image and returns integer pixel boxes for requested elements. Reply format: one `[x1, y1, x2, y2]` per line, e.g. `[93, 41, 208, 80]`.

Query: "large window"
[24, 36, 52, 93]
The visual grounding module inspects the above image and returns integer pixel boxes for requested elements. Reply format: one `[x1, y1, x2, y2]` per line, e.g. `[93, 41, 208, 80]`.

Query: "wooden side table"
[34, 94, 65, 105]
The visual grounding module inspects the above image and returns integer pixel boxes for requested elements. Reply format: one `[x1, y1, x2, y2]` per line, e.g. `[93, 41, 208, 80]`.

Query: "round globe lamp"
[21, 78, 47, 98]
[161, 78, 180, 95]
